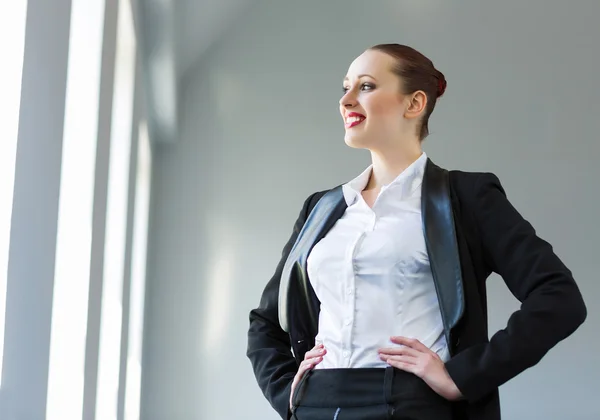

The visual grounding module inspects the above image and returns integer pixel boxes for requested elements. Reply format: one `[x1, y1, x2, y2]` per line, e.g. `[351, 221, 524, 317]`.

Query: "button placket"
[344, 230, 364, 368]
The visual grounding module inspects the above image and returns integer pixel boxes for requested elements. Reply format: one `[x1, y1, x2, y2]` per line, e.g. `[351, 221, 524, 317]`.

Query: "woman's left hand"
[378, 336, 463, 401]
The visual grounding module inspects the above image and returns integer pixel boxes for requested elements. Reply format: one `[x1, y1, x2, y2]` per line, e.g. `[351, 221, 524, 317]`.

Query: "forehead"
[344, 49, 397, 80]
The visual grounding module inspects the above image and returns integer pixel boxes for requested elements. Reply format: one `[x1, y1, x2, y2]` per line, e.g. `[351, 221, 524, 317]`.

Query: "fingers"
[378, 345, 420, 358]
[297, 344, 325, 376]
[300, 356, 321, 370]
[380, 351, 418, 373]
[385, 356, 419, 376]
[390, 336, 431, 353]
[381, 354, 418, 365]
[300, 352, 324, 370]
[304, 344, 326, 360]
[379, 338, 435, 379]
[290, 347, 324, 408]
[299, 360, 318, 375]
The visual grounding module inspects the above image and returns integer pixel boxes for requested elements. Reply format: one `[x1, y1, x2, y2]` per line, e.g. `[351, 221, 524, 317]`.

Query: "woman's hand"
[378, 336, 463, 401]
[290, 343, 326, 410]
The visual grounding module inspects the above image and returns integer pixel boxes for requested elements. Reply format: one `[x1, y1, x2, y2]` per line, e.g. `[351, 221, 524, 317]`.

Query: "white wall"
[1, 0, 149, 419]
[141, 1, 600, 419]
[1, 0, 72, 416]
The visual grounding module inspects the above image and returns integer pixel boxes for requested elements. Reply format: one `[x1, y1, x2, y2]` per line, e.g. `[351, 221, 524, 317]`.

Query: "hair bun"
[437, 77, 447, 97]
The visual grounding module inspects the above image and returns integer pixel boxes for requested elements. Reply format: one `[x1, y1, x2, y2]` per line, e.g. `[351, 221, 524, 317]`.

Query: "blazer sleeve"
[247, 192, 317, 420]
[445, 172, 587, 402]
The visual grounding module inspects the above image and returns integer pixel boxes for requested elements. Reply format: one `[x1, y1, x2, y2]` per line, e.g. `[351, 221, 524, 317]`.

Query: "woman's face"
[340, 49, 410, 149]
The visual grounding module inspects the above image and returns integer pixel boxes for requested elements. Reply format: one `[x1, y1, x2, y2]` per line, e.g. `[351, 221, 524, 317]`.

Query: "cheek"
[366, 93, 403, 119]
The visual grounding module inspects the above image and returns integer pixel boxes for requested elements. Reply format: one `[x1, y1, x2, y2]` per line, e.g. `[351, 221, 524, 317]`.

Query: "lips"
[345, 112, 366, 129]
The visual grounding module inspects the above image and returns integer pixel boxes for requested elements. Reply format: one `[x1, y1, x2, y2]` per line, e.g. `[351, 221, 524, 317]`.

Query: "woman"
[246, 44, 587, 420]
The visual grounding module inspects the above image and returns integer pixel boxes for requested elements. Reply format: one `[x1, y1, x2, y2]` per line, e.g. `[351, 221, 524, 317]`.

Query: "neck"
[365, 140, 423, 190]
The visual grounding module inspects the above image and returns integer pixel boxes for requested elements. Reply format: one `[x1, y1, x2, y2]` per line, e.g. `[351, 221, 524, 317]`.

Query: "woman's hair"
[369, 44, 446, 141]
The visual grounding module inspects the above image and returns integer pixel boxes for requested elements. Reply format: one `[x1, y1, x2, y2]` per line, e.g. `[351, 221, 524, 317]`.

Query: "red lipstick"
[345, 112, 366, 129]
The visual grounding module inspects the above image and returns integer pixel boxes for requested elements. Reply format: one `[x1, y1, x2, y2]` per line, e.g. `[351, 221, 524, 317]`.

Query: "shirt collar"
[342, 152, 428, 206]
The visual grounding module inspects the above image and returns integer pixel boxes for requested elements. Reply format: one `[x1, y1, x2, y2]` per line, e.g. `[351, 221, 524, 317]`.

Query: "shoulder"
[308, 188, 332, 204]
[300, 186, 341, 217]
[448, 169, 506, 201]
[427, 158, 505, 198]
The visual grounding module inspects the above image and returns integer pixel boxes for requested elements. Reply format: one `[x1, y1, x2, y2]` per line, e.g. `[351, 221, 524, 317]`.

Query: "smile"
[345, 113, 366, 129]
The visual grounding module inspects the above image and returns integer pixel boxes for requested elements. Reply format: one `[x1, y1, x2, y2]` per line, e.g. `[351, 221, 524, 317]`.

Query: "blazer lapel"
[279, 160, 466, 348]
[278, 187, 347, 333]
[422, 159, 465, 347]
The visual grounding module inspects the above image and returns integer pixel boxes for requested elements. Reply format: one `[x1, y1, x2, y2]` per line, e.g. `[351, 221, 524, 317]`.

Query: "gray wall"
[141, 1, 600, 419]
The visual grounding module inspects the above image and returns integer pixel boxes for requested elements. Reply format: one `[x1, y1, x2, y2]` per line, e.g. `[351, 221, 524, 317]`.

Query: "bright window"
[0, 0, 29, 388]
[124, 120, 152, 420]
[46, 0, 106, 418]
[95, 0, 137, 418]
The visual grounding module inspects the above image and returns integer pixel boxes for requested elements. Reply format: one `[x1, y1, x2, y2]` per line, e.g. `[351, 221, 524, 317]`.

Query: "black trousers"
[290, 367, 453, 420]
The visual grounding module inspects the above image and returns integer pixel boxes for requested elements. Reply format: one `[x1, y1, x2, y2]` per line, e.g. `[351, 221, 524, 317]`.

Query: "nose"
[339, 90, 358, 109]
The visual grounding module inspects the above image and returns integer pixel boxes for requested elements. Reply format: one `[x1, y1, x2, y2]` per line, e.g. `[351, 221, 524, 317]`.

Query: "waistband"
[292, 366, 448, 409]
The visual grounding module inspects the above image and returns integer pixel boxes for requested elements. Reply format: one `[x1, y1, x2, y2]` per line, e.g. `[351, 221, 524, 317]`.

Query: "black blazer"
[247, 159, 587, 420]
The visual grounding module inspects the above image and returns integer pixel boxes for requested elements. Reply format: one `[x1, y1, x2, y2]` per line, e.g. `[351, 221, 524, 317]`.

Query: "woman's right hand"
[289, 343, 326, 410]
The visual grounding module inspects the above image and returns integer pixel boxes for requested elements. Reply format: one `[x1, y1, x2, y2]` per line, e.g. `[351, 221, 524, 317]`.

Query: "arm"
[445, 172, 587, 402]
[247, 192, 317, 419]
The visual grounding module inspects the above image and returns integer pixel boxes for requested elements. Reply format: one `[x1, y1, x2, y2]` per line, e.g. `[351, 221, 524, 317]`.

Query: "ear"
[404, 91, 428, 120]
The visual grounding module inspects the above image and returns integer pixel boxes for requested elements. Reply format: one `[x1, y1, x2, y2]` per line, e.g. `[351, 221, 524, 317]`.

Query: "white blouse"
[307, 152, 450, 369]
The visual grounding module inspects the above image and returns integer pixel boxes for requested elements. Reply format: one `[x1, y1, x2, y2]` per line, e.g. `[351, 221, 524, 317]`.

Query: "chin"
[344, 133, 370, 149]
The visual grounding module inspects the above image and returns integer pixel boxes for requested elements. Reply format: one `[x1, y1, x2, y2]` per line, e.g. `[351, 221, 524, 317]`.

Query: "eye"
[342, 83, 375, 94]
[361, 83, 375, 91]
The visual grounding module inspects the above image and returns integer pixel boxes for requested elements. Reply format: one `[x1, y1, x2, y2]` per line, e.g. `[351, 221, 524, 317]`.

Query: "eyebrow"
[343, 74, 376, 81]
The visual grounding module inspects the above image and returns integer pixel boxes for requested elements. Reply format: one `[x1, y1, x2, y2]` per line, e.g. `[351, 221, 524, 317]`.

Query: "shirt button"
[345, 318, 352, 326]
[347, 287, 353, 295]
[343, 351, 350, 358]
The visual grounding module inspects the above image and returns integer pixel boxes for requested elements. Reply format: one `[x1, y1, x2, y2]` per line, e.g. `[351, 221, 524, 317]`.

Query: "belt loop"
[383, 366, 394, 404]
